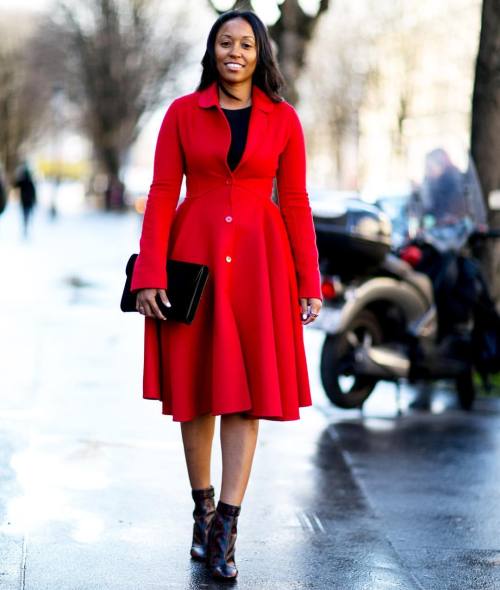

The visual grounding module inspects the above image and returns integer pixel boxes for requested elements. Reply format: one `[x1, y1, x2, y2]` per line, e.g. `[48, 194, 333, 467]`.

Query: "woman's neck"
[218, 80, 252, 109]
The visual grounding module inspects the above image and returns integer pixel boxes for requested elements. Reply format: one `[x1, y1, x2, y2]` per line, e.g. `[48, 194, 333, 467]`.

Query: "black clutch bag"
[120, 254, 209, 325]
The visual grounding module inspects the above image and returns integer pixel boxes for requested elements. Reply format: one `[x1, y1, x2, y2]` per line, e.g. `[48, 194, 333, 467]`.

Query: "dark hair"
[196, 10, 285, 103]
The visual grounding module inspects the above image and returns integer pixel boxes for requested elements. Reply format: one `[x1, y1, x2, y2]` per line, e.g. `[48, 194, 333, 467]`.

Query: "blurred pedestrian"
[14, 162, 37, 238]
[420, 148, 466, 224]
[0, 167, 6, 217]
[104, 175, 125, 211]
[130, 9, 323, 581]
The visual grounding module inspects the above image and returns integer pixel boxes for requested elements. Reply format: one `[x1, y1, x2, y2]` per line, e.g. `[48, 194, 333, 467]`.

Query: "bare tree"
[305, 45, 374, 188]
[0, 22, 52, 184]
[0, 46, 28, 182]
[471, 0, 500, 300]
[208, 0, 330, 104]
[39, 0, 189, 207]
[386, 8, 417, 164]
[298, 1, 379, 189]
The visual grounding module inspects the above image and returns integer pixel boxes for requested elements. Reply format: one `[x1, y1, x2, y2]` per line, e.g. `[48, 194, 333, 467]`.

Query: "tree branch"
[207, 0, 252, 15]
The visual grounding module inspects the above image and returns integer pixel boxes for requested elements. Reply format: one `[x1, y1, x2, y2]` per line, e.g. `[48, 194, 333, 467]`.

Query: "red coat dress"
[131, 80, 323, 422]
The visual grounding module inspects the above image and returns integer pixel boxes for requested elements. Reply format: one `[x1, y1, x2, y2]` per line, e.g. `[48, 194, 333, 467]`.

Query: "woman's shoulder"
[271, 97, 300, 120]
[271, 98, 304, 134]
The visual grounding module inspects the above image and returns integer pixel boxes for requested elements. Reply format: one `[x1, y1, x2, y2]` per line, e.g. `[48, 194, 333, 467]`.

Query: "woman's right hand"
[136, 288, 171, 320]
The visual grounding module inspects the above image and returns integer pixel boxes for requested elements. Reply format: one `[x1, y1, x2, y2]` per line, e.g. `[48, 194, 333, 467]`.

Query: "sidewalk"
[0, 202, 499, 589]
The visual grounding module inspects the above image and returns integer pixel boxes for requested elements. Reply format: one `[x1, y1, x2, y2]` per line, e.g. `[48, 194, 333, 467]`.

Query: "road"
[0, 199, 499, 589]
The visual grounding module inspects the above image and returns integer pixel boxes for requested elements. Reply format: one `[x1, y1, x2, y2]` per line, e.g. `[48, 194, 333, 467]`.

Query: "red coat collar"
[198, 80, 276, 113]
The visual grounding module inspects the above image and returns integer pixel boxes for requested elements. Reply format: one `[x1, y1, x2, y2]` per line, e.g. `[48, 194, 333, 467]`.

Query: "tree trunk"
[470, 0, 500, 302]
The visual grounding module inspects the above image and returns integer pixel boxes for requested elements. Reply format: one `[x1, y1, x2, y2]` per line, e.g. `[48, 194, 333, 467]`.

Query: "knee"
[221, 413, 259, 430]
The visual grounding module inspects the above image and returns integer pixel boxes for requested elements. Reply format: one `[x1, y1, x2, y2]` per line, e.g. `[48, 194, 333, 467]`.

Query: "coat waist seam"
[185, 185, 274, 201]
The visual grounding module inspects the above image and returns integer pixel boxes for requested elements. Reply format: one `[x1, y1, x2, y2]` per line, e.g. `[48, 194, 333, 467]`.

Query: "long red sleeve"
[131, 99, 184, 292]
[276, 106, 322, 301]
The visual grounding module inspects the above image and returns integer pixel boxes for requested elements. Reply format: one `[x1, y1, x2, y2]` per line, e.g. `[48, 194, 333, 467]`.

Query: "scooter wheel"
[320, 310, 382, 409]
[455, 370, 476, 411]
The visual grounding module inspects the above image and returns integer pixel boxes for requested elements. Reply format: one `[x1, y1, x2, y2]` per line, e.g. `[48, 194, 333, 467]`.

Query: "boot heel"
[207, 500, 241, 580]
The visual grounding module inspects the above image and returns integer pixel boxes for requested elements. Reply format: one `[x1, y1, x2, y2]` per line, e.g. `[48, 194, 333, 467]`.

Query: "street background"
[1, 0, 500, 587]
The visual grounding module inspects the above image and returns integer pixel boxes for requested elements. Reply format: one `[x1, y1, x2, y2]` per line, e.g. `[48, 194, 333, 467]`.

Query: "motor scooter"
[311, 154, 500, 410]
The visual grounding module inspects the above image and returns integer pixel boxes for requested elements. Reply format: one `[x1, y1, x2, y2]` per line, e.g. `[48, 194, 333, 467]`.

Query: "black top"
[221, 106, 252, 171]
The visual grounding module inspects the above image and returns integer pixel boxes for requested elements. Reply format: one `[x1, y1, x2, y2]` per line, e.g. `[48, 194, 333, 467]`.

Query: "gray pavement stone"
[331, 403, 500, 589]
[0, 428, 26, 590]
[398, 548, 500, 590]
[0, 533, 25, 590]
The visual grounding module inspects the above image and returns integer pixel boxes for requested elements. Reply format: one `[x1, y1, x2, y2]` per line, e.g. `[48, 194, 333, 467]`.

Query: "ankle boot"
[190, 485, 216, 561]
[207, 500, 241, 580]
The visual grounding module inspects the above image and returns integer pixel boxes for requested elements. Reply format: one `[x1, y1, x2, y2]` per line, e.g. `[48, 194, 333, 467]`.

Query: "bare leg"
[220, 414, 259, 505]
[180, 413, 216, 489]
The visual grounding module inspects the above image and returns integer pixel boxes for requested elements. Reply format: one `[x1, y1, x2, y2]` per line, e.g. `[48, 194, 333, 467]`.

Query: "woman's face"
[214, 17, 257, 85]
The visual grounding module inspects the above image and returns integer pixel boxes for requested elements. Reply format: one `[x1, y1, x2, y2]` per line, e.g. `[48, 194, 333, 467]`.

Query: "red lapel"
[197, 81, 277, 173]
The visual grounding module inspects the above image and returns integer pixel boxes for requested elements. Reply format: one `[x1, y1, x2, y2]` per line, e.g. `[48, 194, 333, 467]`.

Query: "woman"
[0, 166, 6, 217]
[14, 162, 37, 238]
[131, 9, 322, 581]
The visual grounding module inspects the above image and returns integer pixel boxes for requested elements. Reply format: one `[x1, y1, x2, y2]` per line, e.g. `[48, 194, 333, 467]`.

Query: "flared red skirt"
[141, 189, 313, 422]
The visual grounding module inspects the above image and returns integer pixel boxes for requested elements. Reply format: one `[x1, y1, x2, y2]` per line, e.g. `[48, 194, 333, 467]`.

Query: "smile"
[224, 63, 244, 70]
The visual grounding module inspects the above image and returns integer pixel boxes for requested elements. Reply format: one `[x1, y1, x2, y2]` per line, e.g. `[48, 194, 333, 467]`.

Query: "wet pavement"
[0, 201, 499, 589]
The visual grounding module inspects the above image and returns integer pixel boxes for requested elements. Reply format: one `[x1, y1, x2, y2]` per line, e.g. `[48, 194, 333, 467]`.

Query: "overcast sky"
[0, 0, 52, 11]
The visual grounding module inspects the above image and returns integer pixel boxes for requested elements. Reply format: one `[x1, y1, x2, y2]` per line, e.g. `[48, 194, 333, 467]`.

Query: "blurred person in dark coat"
[14, 162, 37, 237]
[0, 167, 6, 217]
[420, 148, 466, 224]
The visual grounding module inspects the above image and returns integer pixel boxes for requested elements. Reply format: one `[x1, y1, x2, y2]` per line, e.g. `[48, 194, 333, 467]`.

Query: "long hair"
[196, 10, 285, 103]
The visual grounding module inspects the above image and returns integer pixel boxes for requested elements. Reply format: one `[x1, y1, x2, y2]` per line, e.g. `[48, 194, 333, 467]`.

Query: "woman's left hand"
[300, 297, 322, 325]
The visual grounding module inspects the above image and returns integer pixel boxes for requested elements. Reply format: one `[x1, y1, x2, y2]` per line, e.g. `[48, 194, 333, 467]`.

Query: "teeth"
[226, 63, 243, 70]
